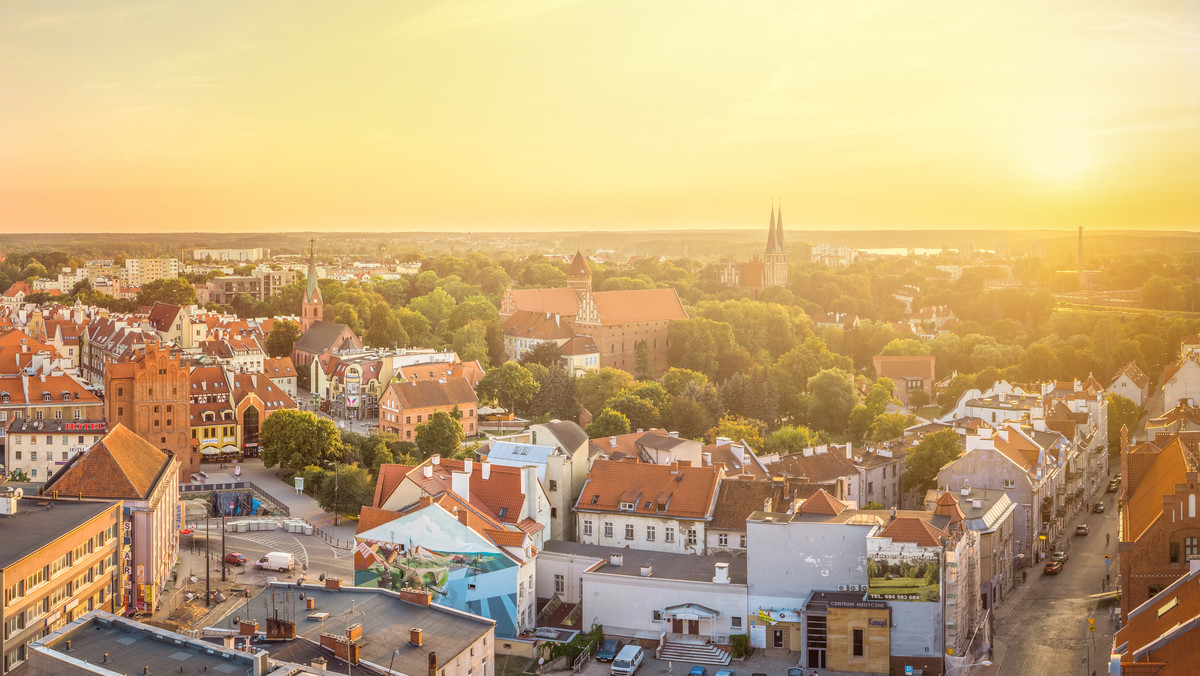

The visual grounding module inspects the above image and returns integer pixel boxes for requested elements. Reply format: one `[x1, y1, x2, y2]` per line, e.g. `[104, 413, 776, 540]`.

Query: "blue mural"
[356, 506, 522, 637]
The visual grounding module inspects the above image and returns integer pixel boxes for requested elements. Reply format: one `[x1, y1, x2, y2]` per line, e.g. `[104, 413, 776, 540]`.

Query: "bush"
[729, 634, 750, 658]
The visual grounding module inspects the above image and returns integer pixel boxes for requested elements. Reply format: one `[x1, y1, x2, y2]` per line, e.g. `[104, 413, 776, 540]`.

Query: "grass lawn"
[494, 655, 535, 676]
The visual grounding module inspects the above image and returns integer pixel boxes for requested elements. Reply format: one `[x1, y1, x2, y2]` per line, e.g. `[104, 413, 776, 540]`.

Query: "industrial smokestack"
[1078, 226, 1083, 289]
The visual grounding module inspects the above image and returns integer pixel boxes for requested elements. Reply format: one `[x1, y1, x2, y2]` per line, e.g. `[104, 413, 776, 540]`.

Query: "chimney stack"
[428, 652, 438, 676]
[481, 462, 491, 480]
[410, 628, 424, 646]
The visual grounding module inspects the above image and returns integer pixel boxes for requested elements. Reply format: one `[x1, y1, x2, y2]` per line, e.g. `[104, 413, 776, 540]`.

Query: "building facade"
[103, 342, 193, 470]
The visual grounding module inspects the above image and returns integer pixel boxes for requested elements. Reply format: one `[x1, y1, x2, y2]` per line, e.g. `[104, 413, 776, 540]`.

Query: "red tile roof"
[264, 357, 297, 378]
[1123, 437, 1192, 542]
[384, 377, 478, 410]
[799, 489, 847, 516]
[44, 424, 174, 500]
[386, 459, 534, 526]
[877, 515, 948, 548]
[576, 460, 721, 520]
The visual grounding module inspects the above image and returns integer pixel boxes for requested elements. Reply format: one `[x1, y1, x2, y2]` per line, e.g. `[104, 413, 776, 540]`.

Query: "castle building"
[103, 341, 194, 470]
[718, 205, 790, 294]
[499, 252, 687, 378]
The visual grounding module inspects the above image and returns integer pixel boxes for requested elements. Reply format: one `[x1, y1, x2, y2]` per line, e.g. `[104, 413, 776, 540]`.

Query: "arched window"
[42, 391, 52, 402]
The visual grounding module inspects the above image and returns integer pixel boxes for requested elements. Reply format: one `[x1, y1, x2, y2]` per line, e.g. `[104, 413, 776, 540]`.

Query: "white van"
[255, 552, 294, 572]
[610, 645, 644, 676]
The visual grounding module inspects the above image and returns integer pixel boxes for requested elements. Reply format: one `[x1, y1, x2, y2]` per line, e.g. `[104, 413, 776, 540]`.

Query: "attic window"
[644, 501, 652, 509]
[1158, 596, 1179, 618]
[43, 391, 51, 401]
[498, 508, 509, 518]
[619, 501, 635, 511]
[1, 392, 8, 403]
[62, 391, 72, 401]
[590, 495, 599, 504]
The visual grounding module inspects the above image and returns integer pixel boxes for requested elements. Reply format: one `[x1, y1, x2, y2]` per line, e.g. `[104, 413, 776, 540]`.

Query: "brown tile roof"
[566, 252, 590, 276]
[516, 517, 545, 534]
[704, 441, 768, 479]
[1123, 437, 1192, 542]
[501, 310, 577, 341]
[233, 373, 296, 411]
[872, 355, 936, 381]
[576, 460, 721, 520]
[373, 463, 412, 508]
[559, 334, 598, 356]
[592, 288, 688, 325]
[147, 302, 182, 333]
[770, 450, 859, 483]
[384, 377, 478, 410]
[356, 506, 404, 534]
[508, 288, 581, 316]
[390, 459, 533, 526]
[44, 424, 173, 500]
[799, 489, 847, 516]
[877, 516, 948, 548]
[710, 480, 775, 530]
[934, 492, 965, 525]
[264, 357, 297, 378]
[1115, 565, 1200, 665]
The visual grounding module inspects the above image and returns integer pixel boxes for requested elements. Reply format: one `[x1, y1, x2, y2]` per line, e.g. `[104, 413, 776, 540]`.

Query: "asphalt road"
[993, 490, 1119, 676]
[183, 522, 354, 583]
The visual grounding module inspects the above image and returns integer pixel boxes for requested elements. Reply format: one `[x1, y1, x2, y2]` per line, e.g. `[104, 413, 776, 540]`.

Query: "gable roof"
[592, 288, 688, 325]
[293, 320, 360, 354]
[769, 449, 860, 483]
[264, 356, 297, 378]
[1123, 437, 1194, 542]
[44, 424, 174, 500]
[872, 355, 937, 381]
[501, 309, 576, 341]
[536, 419, 589, 453]
[1115, 564, 1200, 666]
[507, 288, 580, 316]
[799, 489, 848, 516]
[877, 515, 949, 548]
[147, 302, 183, 333]
[381, 458, 537, 527]
[576, 459, 721, 520]
[384, 377, 478, 410]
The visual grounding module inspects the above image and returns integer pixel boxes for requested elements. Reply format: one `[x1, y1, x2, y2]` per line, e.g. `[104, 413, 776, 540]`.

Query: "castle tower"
[763, 204, 788, 287]
[301, 238, 323, 332]
[566, 251, 592, 294]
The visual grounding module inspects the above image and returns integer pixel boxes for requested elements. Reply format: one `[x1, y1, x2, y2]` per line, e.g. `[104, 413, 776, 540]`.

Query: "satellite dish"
[233, 615, 240, 625]
[539, 658, 545, 665]
[12, 488, 23, 499]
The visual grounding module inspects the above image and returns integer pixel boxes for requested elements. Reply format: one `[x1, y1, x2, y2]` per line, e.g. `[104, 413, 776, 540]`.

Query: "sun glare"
[1022, 129, 1095, 184]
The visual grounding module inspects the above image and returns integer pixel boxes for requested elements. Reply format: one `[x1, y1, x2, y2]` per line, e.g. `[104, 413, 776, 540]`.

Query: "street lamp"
[946, 660, 992, 674]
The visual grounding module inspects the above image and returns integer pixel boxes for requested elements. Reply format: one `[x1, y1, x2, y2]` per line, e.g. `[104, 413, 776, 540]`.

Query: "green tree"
[762, 425, 817, 455]
[880, 338, 931, 356]
[476, 361, 539, 414]
[450, 320, 490, 364]
[662, 368, 709, 397]
[527, 364, 579, 421]
[707, 415, 766, 449]
[137, 277, 197, 306]
[576, 367, 634, 414]
[806, 369, 857, 434]
[410, 288, 457, 333]
[585, 409, 630, 438]
[261, 409, 346, 472]
[603, 392, 659, 431]
[662, 396, 715, 440]
[446, 295, 500, 332]
[519, 341, 562, 368]
[634, 340, 654, 380]
[1107, 394, 1145, 453]
[869, 413, 917, 442]
[365, 302, 407, 348]
[264, 320, 301, 358]
[415, 410, 466, 459]
[902, 429, 964, 493]
[315, 463, 375, 517]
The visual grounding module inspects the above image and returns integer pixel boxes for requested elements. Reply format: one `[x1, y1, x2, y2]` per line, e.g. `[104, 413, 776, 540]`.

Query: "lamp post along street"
[221, 510, 227, 582]
[205, 514, 211, 607]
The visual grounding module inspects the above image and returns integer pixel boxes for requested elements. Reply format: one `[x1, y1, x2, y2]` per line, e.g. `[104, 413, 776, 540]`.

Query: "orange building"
[378, 377, 478, 442]
[103, 341, 193, 470]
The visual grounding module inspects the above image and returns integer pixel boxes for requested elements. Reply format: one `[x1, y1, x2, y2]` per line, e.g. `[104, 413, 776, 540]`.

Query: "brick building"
[871, 355, 937, 407]
[103, 341, 193, 470]
[378, 377, 478, 442]
[0, 492, 123, 675]
[1119, 431, 1200, 617]
[1114, 561, 1200, 674]
[499, 252, 687, 376]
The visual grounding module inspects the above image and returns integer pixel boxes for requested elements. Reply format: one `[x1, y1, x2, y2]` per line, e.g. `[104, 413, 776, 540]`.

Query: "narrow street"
[987, 487, 1119, 676]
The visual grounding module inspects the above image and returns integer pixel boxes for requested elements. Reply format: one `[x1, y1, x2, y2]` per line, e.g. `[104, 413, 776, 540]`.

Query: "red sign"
[66, 422, 106, 431]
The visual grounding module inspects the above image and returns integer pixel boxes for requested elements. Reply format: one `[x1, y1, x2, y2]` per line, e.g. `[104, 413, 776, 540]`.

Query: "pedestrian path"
[233, 459, 361, 545]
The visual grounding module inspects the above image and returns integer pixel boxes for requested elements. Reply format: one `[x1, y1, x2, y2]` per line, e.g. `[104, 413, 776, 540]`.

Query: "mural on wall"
[354, 506, 522, 637]
[866, 539, 941, 602]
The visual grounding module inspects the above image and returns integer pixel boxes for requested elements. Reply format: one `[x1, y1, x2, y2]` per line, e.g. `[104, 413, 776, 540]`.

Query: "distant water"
[859, 247, 994, 256]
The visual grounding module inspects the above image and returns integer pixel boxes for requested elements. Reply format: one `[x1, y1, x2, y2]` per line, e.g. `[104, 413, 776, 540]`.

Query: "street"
[990, 489, 1119, 676]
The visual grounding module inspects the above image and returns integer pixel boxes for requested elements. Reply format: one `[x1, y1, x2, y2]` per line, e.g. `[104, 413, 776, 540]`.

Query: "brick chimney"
[400, 588, 433, 607]
[410, 628, 424, 646]
[458, 508, 470, 526]
[325, 577, 343, 591]
[239, 620, 259, 636]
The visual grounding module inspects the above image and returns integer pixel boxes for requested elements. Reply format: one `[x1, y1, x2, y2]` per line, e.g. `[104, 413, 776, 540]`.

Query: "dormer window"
[62, 391, 72, 401]
[619, 501, 635, 512]
[0, 392, 8, 403]
[42, 391, 51, 402]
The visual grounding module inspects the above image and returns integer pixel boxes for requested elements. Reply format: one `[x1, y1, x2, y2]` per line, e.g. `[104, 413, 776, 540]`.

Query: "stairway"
[656, 640, 732, 666]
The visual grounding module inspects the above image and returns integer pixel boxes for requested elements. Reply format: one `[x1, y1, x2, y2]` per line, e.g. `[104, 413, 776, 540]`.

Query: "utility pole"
[221, 507, 227, 582]
[205, 514, 211, 607]
[333, 463, 340, 527]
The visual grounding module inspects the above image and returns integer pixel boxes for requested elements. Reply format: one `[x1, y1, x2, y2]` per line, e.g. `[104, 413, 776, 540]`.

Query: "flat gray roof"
[34, 611, 263, 675]
[0, 497, 118, 569]
[543, 540, 747, 585]
[233, 582, 493, 676]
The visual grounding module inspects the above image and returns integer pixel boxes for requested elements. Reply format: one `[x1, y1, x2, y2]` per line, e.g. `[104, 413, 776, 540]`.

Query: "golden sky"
[1, 1, 1196, 233]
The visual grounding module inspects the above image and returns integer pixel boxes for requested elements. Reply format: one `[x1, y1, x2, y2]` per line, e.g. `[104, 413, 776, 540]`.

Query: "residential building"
[538, 541, 746, 659]
[499, 252, 687, 376]
[191, 247, 267, 262]
[717, 206, 790, 294]
[121, 258, 180, 288]
[482, 420, 590, 542]
[1118, 432, 1200, 617]
[872, 355, 936, 407]
[706, 478, 833, 557]
[854, 441, 907, 510]
[378, 377, 478, 441]
[42, 424, 182, 614]
[558, 335, 600, 376]
[4, 419, 106, 481]
[1147, 400, 1200, 441]
[810, 243, 858, 268]
[765, 444, 861, 506]
[1163, 354, 1200, 415]
[232, 372, 295, 459]
[103, 341, 194, 470]
[200, 333, 266, 373]
[588, 429, 705, 466]
[205, 269, 298, 304]
[927, 487, 1017, 612]
[263, 356, 297, 397]
[358, 458, 547, 639]
[188, 365, 238, 462]
[0, 492, 123, 675]
[80, 316, 154, 387]
[1109, 361, 1151, 408]
[1112, 560, 1200, 675]
[574, 460, 723, 555]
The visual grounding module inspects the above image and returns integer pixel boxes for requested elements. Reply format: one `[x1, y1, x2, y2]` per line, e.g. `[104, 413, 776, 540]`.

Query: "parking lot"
[574, 652, 875, 676]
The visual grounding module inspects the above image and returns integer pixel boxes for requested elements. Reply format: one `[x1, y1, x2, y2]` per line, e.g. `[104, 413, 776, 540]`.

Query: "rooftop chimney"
[481, 462, 491, 480]
[702, 452, 712, 466]
[609, 553, 623, 566]
[463, 459, 473, 474]
[713, 562, 730, 584]
[400, 588, 432, 607]
[640, 564, 653, 577]
[410, 628, 424, 646]
[422, 464, 433, 479]
[451, 471, 471, 503]
[324, 577, 343, 591]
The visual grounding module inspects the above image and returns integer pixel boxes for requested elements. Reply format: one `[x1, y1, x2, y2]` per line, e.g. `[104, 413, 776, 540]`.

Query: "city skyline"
[1, 0, 1196, 233]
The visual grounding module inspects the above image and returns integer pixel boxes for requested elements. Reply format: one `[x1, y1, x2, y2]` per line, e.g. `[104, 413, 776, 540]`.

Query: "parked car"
[786, 669, 803, 676]
[225, 552, 247, 566]
[596, 640, 624, 662]
[1075, 524, 1089, 536]
[1044, 560, 1064, 575]
[610, 646, 645, 676]
[1107, 482, 1120, 493]
[1093, 502, 1106, 513]
[714, 670, 735, 676]
[255, 552, 295, 572]
[688, 668, 708, 676]
[1051, 550, 1069, 562]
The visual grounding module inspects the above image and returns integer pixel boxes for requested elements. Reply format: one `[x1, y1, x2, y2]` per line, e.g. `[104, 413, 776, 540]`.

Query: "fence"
[179, 480, 291, 517]
[311, 523, 355, 551]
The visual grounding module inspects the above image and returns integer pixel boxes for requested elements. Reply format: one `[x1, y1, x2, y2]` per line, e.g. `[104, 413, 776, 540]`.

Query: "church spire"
[776, 203, 784, 251]
[302, 237, 323, 331]
[305, 238, 321, 303]
[765, 202, 783, 254]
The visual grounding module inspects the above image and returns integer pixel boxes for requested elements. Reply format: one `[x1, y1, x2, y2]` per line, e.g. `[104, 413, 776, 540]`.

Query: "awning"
[220, 444, 238, 454]
[200, 447, 221, 455]
[664, 603, 720, 618]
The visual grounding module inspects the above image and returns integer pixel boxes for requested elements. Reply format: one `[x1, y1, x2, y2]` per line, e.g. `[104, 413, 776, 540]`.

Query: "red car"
[225, 552, 247, 566]
[1044, 560, 1064, 575]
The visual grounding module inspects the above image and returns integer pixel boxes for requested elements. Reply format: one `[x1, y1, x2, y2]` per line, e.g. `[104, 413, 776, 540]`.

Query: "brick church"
[718, 204, 790, 295]
[499, 252, 687, 376]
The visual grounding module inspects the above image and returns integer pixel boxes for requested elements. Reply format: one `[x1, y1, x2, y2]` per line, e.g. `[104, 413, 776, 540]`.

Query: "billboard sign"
[867, 539, 941, 602]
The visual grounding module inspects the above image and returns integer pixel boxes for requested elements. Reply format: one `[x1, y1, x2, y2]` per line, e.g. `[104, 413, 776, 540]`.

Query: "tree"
[585, 409, 630, 438]
[602, 392, 659, 431]
[261, 409, 345, 472]
[869, 413, 917, 442]
[806, 369, 857, 433]
[662, 368, 708, 397]
[880, 338, 931, 356]
[410, 288, 457, 333]
[576, 367, 634, 414]
[264, 320, 301, 358]
[762, 425, 817, 455]
[415, 410, 466, 459]
[1107, 394, 1145, 453]
[137, 277, 197, 306]
[634, 340, 654, 380]
[315, 463, 375, 517]
[707, 415, 766, 449]
[519, 341, 562, 369]
[365, 302, 407, 348]
[476, 361, 539, 414]
[662, 396, 714, 439]
[902, 429, 964, 493]
[527, 364, 579, 421]
[446, 295, 500, 332]
[450, 320, 490, 364]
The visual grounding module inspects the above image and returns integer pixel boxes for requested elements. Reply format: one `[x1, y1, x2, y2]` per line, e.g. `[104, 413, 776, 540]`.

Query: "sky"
[0, 1, 1197, 233]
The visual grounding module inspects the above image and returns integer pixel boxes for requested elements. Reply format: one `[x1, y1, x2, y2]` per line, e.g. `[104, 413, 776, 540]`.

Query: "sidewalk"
[233, 459, 361, 545]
